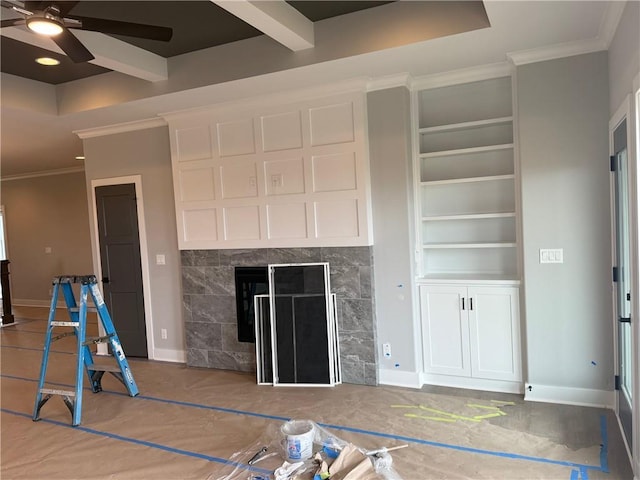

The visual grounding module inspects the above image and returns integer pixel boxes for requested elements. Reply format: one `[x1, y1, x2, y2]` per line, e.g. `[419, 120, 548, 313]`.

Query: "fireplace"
[180, 247, 378, 386]
[234, 266, 268, 343]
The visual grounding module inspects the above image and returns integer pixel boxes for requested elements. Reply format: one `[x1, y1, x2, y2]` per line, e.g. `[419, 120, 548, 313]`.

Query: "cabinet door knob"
[470, 298, 473, 311]
[462, 298, 465, 310]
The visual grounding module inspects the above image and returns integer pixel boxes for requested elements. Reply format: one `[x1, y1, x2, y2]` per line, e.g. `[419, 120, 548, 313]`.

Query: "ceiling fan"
[0, 1, 173, 63]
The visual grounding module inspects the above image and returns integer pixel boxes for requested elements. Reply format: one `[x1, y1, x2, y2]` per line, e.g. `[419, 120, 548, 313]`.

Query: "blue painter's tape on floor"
[1, 408, 271, 476]
[0, 373, 606, 475]
[599, 414, 609, 473]
[570, 468, 579, 480]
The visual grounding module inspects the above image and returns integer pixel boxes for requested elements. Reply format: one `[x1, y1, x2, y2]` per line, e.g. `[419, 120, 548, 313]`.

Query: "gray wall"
[608, 0, 640, 116]
[0, 172, 93, 304]
[368, 87, 417, 376]
[82, 126, 184, 355]
[517, 52, 612, 391]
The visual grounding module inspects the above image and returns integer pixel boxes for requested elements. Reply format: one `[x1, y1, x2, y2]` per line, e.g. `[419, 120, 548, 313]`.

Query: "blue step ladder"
[33, 275, 139, 426]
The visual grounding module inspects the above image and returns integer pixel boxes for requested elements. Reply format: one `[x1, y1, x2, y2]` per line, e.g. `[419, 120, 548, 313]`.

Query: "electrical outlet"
[161, 329, 167, 340]
[383, 343, 391, 358]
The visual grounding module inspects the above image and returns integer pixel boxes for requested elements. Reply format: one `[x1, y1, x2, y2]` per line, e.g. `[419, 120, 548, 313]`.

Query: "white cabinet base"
[419, 283, 522, 394]
[421, 372, 524, 395]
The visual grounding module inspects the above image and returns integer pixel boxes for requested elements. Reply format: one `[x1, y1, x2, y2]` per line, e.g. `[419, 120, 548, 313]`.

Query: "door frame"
[610, 92, 638, 469]
[633, 75, 640, 478]
[90, 175, 155, 358]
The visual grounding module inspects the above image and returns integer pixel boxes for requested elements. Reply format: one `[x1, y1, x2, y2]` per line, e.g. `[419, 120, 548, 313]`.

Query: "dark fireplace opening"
[234, 266, 268, 343]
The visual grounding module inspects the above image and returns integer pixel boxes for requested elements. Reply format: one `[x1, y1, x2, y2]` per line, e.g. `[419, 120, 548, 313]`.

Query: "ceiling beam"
[212, 0, 314, 51]
[0, 27, 168, 82]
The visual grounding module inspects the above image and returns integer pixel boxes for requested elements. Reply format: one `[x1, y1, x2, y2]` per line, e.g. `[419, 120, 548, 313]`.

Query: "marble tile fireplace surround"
[180, 247, 377, 385]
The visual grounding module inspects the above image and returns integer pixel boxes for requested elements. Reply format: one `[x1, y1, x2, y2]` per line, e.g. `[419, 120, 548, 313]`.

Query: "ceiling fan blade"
[23, 1, 45, 12]
[0, 18, 25, 27]
[66, 15, 173, 42]
[21, 1, 77, 15]
[51, 27, 94, 62]
[54, 1, 78, 16]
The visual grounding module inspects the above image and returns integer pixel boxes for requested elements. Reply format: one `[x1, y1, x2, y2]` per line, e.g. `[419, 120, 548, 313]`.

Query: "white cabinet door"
[468, 286, 521, 382]
[420, 285, 471, 377]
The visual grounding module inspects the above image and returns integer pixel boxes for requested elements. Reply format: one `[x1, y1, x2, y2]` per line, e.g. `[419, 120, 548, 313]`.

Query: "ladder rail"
[32, 282, 60, 422]
[33, 275, 139, 427]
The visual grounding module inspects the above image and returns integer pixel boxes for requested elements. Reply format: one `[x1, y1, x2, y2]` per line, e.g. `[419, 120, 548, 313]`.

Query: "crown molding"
[598, 0, 627, 48]
[507, 37, 606, 67]
[74, 117, 167, 139]
[410, 62, 513, 91]
[367, 73, 412, 92]
[1, 166, 85, 182]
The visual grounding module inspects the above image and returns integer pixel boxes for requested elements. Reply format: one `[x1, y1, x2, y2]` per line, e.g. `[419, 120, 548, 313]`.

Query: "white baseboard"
[421, 372, 524, 394]
[524, 383, 615, 408]
[152, 347, 186, 363]
[378, 368, 422, 389]
[12, 299, 57, 308]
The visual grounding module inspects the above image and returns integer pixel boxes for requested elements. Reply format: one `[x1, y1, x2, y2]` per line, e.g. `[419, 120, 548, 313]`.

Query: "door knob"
[102, 277, 110, 284]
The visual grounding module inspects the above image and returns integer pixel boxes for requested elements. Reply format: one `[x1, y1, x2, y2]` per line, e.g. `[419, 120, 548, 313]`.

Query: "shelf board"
[419, 116, 513, 134]
[422, 242, 517, 249]
[419, 143, 513, 159]
[422, 212, 516, 221]
[421, 174, 514, 186]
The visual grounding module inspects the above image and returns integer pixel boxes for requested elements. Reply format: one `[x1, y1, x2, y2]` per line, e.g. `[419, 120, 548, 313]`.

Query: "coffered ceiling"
[0, 1, 623, 178]
[0, 1, 393, 84]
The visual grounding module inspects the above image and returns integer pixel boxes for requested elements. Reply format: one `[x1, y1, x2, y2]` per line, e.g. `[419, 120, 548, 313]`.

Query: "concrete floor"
[0, 307, 635, 479]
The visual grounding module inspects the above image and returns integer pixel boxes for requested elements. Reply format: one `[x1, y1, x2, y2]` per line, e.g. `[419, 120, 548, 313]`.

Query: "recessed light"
[26, 17, 64, 36]
[36, 57, 60, 66]
[75, 156, 85, 160]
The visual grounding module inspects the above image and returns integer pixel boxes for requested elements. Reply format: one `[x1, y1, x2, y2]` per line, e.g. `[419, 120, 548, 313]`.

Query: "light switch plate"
[540, 248, 563, 264]
[156, 254, 166, 265]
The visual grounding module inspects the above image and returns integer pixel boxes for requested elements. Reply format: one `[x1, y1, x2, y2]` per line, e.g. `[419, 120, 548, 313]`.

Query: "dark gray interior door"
[95, 184, 147, 358]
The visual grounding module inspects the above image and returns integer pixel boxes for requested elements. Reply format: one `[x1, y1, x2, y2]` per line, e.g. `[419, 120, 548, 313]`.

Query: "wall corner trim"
[75, 117, 167, 139]
[378, 368, 422, 389]
[524, 384, 615, 409]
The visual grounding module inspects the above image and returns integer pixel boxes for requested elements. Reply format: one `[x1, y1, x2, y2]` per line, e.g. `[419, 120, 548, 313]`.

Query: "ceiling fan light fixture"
[36, 57, 60, 66]
[26, 15, 64, 36]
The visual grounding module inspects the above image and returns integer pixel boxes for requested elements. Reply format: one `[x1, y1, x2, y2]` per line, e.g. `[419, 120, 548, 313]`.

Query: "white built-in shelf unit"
[415, 75, 519, 282]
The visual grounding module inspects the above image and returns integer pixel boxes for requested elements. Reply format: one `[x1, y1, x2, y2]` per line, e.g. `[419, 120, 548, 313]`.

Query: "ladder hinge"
[615, 375, 620, 390]
[610, 155, 616, 172]
[613, 266, 619, 283]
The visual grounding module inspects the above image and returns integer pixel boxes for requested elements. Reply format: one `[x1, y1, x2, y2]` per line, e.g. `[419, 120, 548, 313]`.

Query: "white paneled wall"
[164, 91, 372, 249]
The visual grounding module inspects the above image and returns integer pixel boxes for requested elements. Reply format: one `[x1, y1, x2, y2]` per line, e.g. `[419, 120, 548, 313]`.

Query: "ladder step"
[40, 388, 76, 397]
[68, 307, 98, 313]
[88, 364, 121, 372]
[51, 321, 80, 327]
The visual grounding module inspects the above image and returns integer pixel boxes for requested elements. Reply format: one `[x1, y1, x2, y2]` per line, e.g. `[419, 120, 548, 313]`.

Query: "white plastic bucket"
[281, 420, 315, 461]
